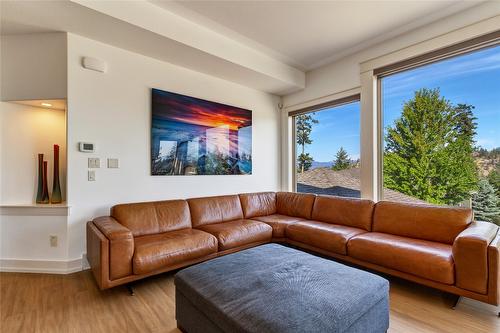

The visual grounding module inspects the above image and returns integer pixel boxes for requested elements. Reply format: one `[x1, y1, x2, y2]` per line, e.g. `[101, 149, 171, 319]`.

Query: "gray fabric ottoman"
[175, 243, 389, 333]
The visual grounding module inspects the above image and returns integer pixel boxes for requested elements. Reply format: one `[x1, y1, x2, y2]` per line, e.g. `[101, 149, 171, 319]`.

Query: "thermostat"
[79, 142, 95, 153]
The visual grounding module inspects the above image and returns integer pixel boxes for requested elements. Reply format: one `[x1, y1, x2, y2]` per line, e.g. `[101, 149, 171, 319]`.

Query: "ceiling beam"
[1, 0, 305, 95]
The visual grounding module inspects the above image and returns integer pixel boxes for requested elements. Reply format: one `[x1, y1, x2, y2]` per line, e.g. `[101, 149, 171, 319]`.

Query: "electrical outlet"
[88, 170, 96, 181]
[50, 235, 58, 247]
[88, 158, 100, 168]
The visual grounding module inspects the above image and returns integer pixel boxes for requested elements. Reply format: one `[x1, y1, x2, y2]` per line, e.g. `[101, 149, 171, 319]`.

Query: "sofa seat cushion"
[197, 219, 272, 251]
[133, 229, 217, 275]
[348, 233, 454, 285]
[251, 214, 305, 238]
[286, 220, 367, 255]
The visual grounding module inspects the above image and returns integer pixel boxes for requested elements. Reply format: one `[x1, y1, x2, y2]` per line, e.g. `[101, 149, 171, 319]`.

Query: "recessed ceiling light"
[41, 102, 52, 107]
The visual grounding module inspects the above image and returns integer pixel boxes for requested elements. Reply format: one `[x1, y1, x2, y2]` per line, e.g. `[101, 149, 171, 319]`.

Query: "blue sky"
[304, 102, 360, 162]
[301, 44, 500, 162]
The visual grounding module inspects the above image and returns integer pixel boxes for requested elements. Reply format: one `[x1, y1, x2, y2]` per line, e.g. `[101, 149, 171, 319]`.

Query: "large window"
[293, 99, 361, 197]
[380, 44, 500, 224]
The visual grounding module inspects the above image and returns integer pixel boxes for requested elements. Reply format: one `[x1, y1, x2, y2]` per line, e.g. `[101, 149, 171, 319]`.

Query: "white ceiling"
[160, 0, 482, 70]
[1, 0, 306, 94]
[0, 0, 490, 94]
[0, 20, 55, 35]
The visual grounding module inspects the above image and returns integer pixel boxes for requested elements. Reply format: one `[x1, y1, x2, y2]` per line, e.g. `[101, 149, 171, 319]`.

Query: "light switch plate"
[107, 158, 119, 168]
[50, 235, 58, 247]
[88, 158, 100, 168]
[88, 170, 96, 181]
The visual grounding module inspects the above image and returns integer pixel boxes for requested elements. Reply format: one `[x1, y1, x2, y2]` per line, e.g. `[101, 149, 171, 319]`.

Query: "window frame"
[290, 94, 361, 194]
[375, 31, 500, 202]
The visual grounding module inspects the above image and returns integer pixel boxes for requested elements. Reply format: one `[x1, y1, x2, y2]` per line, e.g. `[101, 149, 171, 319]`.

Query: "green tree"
[297, 153, 313, 173]
[384, 88, 478, 205]
[296, 114, 318, 173]
[488, 166, 500, 197]
[332, 147, 351, 171]
[472, 179, 500, 225]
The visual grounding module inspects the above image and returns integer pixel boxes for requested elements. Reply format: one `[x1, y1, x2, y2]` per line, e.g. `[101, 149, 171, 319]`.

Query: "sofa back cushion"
[276, 192, 316, 219]
[311, 195, 375, 231]
[373, 201, 472, 244]
[188, 195, 243, 227]
[111, 200, 191, 237]
[239, 192, 277, 218]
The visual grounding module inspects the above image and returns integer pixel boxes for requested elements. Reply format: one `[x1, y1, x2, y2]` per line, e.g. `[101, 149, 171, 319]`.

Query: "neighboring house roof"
[297, 167, 425, 203]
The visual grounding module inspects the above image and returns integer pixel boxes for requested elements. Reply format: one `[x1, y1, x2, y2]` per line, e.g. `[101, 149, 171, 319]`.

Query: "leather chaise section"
[251, 214, 305, 238]
[197, 219, 272, 251]
[286, 220, 367, 255]
[133, 229, 217, 275]
[453, 221, 498, 294]
[348, 232, 455, 284]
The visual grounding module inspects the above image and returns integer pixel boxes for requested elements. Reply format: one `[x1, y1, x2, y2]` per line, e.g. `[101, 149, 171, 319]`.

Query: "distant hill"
[311, 148, 499, 175]
[474, 147, 499, 177]
[311, 161, 333, 169]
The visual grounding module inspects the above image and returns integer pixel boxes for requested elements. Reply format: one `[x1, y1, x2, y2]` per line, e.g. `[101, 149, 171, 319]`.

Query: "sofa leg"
[126, 284, 135, 296]
[451, 295, 461, 310]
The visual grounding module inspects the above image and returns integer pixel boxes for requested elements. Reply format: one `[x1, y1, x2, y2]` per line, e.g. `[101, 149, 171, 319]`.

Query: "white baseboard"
[0, 257, 83, 274]
[82, 253, 91, 270]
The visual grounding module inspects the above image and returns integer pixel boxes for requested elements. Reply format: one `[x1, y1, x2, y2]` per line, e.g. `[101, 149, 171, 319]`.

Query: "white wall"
[1, 33, 67, 101]
[0, 213, 68, 263]
[66, 34, 281, 259]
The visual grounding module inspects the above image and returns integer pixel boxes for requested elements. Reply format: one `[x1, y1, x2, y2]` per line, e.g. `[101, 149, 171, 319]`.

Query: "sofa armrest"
[87, 221, 109, 289]
[93, 216, 133, 240]
[488, 231, 500, 305]
[92, 216, 134, 280]
[452, 221, 498, 294]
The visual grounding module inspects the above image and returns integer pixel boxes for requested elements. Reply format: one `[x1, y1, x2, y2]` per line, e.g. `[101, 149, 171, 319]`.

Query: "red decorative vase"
[41, 161, 50, 204]
[51, 144, 62, 203]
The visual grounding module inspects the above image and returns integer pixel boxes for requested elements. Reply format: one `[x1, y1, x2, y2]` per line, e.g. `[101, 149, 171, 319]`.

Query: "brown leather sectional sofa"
[87, 192, 500, 305]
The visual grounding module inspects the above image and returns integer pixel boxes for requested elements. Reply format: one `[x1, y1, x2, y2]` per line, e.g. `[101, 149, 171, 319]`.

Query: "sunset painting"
[151, 88, 252, 175]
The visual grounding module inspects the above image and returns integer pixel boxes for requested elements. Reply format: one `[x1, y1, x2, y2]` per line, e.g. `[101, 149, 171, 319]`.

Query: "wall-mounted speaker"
[82, 57, 107, 73]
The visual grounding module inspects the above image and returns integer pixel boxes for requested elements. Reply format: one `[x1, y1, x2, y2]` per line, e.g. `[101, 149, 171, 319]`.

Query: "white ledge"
[0, 203, 71, 216]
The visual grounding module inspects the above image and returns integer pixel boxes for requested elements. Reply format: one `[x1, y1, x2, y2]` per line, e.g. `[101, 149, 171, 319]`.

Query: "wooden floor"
[1, 269, 498, 333]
